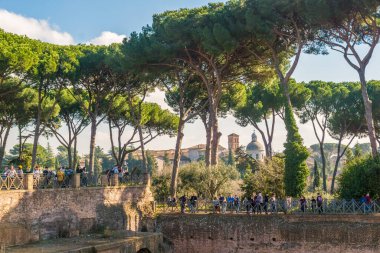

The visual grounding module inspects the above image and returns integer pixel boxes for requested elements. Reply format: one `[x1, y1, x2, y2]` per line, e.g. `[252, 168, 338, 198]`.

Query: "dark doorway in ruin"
[137, 248, 151, 253]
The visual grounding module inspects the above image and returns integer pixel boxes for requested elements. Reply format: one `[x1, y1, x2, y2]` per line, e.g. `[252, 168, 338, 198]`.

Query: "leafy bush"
[179, 162, 239, 199]
[338, 155, 380, 199]
[152, 174, 171, 201]
[241, 156, 285, 199]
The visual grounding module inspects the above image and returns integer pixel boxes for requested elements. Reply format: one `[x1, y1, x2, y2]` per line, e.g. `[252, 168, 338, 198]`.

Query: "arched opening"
[137, 248, 151, 253]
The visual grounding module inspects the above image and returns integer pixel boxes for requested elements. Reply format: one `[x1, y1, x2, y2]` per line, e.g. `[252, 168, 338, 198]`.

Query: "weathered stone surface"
[6, 232, 164, 253]
[156, 214, 380, 253]
[0, 185, 154, 246]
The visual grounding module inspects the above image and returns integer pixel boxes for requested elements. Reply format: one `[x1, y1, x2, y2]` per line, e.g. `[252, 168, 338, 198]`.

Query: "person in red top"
[365, 193, 372, 213]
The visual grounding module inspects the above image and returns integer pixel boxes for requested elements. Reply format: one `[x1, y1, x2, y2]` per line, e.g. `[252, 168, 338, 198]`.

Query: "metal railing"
[155, 198, 380, 215]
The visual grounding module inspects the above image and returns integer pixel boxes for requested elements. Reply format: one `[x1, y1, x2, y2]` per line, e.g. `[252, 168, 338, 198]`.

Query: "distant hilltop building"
[131, 132, 265, 172]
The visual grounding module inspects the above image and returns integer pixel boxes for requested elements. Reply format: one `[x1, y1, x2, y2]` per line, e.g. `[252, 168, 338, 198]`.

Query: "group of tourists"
[104, 165, 130, 184]
[166, 191, 377, 215]
[299, 194, 323, 213]
[1, 164, 89, 188]
[241, 192, 278, 214]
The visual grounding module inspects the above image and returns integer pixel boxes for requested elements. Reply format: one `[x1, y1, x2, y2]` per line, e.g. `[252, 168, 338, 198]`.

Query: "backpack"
[317, 196, 323, 203]
[57, 171, 64, 182]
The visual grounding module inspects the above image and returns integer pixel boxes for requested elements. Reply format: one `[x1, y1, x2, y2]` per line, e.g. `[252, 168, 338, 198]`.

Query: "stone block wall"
[156, 214, 380, 253]
[0, 185, 154, 246]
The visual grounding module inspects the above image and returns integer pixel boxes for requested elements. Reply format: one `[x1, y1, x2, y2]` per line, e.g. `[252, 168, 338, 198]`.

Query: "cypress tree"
[227, 149, 236, 166]
[283, 104, 309, 197]
[313, 159, 320, 190]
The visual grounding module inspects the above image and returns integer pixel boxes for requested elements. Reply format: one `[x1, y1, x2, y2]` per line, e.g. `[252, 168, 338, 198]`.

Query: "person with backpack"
[190, 195, 198, 213]
[311, 196, 317, 213]
[316, 193, 323, 214]
[57, 168, 65, 187]
[219, 195, 227, 214]
[179, 195, 187, 213]
[234, 195, 240, 213]
[300, 196, 307, 213]
[270, 193, 277, 214]
[256, 192, 263, 214]
[264, 194, 269, 214]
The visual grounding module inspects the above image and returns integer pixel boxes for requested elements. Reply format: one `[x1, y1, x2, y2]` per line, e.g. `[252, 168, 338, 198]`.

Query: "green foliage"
[227, 149, 236, 166]
[152, 173, 171, 200]
[56, 145, 69, 167]
[234, 147, 257, 176]
[45, 142, 55, 168]
[179, 162, 239, 199]
[241, 156, 285, 199]
[338, 155, 380, 199]
[5, 143, 52, 169]
[147, 151, 158, 175]
[93, 146, 115, 172]
[283, 104, 309, 197]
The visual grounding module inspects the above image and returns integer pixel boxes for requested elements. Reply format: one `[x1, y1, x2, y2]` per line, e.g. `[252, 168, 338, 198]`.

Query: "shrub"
[179, 162, 239, 199]
[241, 156, 285, 199]
[338, 155, 380, 199]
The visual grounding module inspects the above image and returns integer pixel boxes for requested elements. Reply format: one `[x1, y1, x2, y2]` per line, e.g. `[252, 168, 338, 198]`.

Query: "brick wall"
[0, 185, 154, 246]
[156, 214, 380, 253]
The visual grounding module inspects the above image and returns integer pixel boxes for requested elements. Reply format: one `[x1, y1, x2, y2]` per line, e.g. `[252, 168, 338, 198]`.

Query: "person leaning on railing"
[16, 165, 23, 178]
[57, 168, 65, 187]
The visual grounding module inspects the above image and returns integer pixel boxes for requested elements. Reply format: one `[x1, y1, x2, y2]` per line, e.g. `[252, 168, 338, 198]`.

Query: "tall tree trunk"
[170, 119, 185, 198]
[319, 143, 327, 192]
[201, 113, 212, 167]
[73, 138, 78, 169]
[67, 142, 73, 169]
[358, 70, 378, 156]
[330, 138, 342, 194]
[138, 125, 147, 172]
[256, 126, 270, 158]
[0, 125, 11, 167]
[89, 117, 97, 175]
[18, 126, 22, 161]
[210, 104, 220, 166]
[331, 134, 355, 193]
[31, 88, 42, 169]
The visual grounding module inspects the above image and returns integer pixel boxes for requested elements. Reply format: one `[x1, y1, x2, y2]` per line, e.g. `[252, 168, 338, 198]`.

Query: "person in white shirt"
[8, 165, 17, 178]
[33, 166, 41, 179]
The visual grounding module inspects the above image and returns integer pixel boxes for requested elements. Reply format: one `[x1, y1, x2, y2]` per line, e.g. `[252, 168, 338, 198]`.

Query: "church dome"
[246, 132, 264, 151]
[246, 142, 264, 151]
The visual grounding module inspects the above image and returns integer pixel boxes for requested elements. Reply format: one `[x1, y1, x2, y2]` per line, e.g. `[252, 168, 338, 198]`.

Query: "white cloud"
[88, 31, 126, 45]
[0, 9, 75, 45]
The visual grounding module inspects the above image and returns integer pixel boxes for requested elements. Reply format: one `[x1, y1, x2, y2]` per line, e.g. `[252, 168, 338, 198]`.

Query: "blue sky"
[0, 0, 226, 42]
[0, 0, 379, 156]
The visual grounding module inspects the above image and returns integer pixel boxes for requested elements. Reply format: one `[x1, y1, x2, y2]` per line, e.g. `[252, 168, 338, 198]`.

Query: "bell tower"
[228, 133, 239, 152]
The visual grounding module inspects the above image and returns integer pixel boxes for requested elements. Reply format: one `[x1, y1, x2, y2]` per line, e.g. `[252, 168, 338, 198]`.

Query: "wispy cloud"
[0, 9, 75, 45]
[88, 31, 126, 45]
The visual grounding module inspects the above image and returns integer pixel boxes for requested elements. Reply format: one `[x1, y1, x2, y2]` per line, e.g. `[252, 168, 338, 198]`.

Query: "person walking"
[270, 193, 277, 214]
[234, 195, 240, 213]
[179, 195, 187, 214]
[300, 196, 307, 213]
[316, 193, 323, 214]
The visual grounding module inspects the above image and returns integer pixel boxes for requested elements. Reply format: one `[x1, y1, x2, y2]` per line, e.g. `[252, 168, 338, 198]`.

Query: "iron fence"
[155, 198, 380, 215]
